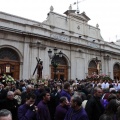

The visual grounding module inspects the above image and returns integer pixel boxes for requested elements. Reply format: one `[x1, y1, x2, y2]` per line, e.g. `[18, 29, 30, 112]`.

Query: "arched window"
[113, 63, 120, 70]
[89, 60, 97, 68]
[51, 55, 67, 65]
[0, 48, 20, 61]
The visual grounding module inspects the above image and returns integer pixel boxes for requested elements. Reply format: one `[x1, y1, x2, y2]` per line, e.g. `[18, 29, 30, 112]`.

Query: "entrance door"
[88, 60, 98, 76]
[114, 71, 120, 80]
[0, 60, 20, 80]
[0, 47, 20, 80]
[113, 63, 120, 80]
[51, 65, 68, 81]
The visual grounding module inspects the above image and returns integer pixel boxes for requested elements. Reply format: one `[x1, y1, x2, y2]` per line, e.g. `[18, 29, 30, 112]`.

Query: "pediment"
[69, 12, 90, 22]
[80, 12, 90, 21]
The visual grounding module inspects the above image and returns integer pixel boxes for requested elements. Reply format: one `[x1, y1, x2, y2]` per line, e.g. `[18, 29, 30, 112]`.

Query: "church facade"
[0, 6, 120, 81]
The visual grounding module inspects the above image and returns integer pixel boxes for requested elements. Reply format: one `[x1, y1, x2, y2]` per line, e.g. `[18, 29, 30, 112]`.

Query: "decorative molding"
[50, 6, 54, 12]
[77, 25, 80, 30]
[104, 55, 111, 60]
[29, 43, 46, 49]
[51, 34, 69, 42]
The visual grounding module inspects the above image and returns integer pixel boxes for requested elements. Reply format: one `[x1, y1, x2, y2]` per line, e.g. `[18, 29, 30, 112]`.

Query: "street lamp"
[48, 47, 63, 80]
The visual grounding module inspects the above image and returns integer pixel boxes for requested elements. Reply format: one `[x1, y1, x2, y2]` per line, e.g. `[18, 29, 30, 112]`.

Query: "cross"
[72, 0, 85, 14]
[32, 57, 41, 76]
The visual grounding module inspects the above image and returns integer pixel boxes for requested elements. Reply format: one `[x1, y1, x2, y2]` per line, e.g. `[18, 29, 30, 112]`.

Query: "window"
[6, 64, 10, 73]
[0, 48, 20, 61]
[89, 60, 97, 68]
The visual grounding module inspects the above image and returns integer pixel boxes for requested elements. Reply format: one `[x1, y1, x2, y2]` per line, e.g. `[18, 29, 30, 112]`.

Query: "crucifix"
[33, 57, 43, 80]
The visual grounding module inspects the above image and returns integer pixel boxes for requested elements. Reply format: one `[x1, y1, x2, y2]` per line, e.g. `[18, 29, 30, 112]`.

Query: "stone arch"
[0, 45, 23, 62]
[51, 54, 70, 81]
[0, 45, 22, 80]
[61, 53, 71, 67]
[113, 62, 120, 80]
[88, 60, 98, 75]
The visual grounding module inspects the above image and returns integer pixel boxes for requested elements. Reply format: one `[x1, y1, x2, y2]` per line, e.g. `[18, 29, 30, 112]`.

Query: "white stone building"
[0, 6, 120, 81]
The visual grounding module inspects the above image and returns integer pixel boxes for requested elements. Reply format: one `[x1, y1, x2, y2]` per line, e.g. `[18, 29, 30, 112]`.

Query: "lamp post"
[48, 47, 63, 80]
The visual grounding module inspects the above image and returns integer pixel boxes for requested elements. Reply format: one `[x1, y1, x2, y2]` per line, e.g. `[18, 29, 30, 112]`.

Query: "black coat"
[85, 96, 104, 120]
[0, 89, 7, 99]
[2, 98, 18, 120]
[0, 89, 7, 109]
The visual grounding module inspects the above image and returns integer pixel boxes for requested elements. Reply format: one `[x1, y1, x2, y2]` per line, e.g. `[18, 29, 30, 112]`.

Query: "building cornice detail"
[0, 25, 120, 56]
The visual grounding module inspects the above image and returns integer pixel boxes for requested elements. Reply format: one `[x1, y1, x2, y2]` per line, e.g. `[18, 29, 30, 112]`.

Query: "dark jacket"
[2, 98, 18, 120]
[85, 96, 104, 120]
[0, 89, 7, 109]
[0, 89, 7, 99]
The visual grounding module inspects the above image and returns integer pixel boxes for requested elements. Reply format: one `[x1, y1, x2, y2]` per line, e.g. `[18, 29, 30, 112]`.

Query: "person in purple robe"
[59, 82, 71, 102]
[18, 93, 39, 120]
[54, 96, 69, 120]
[37, 91, 51, 120]
[64, 95, 89, 120]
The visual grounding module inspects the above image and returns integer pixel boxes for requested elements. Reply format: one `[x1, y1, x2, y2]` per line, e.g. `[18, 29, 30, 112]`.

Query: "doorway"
[88, 60, 98, 75]
[51, 56, 68, 81]
[113, 63, 120, 80]
[51, 65, 68, 81]
[0, 47, 20, 80]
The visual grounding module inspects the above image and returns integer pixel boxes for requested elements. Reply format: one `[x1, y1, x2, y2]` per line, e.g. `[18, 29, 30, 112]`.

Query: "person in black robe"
[1, 91, 18, 120]
[85, 87, 104, 120]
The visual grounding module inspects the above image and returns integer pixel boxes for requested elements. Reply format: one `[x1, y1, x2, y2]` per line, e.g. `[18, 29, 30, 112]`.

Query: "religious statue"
[37, 61, 43, 79]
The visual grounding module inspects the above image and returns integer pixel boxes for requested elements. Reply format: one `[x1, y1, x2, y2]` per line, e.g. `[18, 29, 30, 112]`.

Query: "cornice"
[0, 25, 120, 56]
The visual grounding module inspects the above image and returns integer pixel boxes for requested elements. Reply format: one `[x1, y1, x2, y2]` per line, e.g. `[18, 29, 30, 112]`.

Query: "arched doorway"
[113, 63, 120, 80]
[51, 55, 68, 81]
[88, 60, 98, 75]
[0, 47, 20, 80]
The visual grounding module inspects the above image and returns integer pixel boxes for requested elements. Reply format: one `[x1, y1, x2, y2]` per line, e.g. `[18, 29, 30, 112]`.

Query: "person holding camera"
[18, 93, 39, 120]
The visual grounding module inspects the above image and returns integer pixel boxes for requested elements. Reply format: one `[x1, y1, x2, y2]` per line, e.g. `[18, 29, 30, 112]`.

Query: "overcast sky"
[0, 0, 120, 42]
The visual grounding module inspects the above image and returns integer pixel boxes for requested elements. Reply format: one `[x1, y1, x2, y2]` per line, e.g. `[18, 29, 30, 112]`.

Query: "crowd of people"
[0, 78, 120, 120]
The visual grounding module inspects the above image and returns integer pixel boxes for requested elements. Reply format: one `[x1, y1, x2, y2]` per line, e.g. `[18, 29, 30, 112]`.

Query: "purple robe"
[64, 107, 89, 120]
[54, 104, 68, 120]
[18, 103, 39, 120]
[37, 100, 51, 120]
[59, 90, 71, 102]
